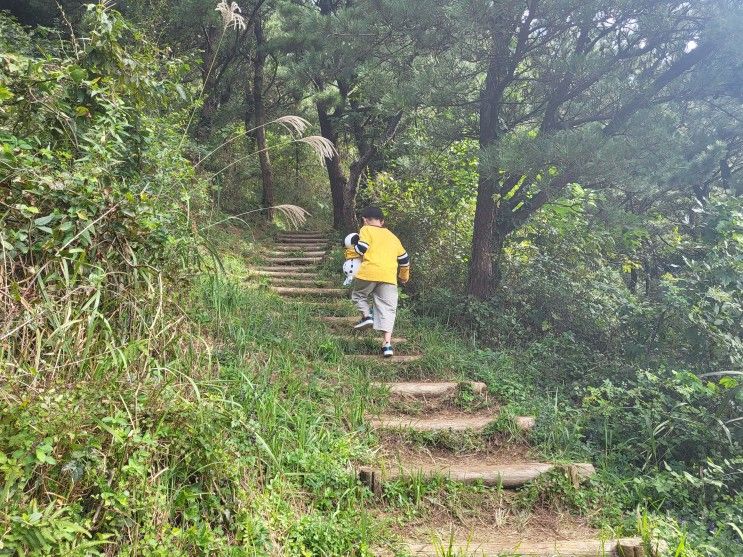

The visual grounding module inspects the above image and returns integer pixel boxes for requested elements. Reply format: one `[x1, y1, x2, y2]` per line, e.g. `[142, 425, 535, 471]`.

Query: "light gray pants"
[351, 279, 398, 333]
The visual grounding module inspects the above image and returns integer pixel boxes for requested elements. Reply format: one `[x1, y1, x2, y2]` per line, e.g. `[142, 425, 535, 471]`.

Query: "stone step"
[372, 381, 487, 400]
[406, 537, 645, 557]
[369, 412, 495, 433]
[369, 411, 535, 433]
[293, 300, 353, 308]
[278, 234, 330, 240]
[269, 278, 334, 286]
[348, 354, 423, 364]
[293, 305, 356, 316]
[338, 336, 408, 344]
[278, 230, 329, 236]
[358, 461, 595, 493]
[265, 250, 328, 257]
[271, 286, 346, 297]
[359, 463, 552, 492]
[277, 237, 331, 244]
[271, 244, 328, 251]
[253, 266, 319, 273]
[251, 270, 321, 278]
[264, 257, 323, 265]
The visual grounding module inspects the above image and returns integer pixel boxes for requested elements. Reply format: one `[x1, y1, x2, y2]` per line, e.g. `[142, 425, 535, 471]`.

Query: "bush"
[582, 369, 741, 473]
[580, 367, 742, 550]
[1, 5, 203, 379]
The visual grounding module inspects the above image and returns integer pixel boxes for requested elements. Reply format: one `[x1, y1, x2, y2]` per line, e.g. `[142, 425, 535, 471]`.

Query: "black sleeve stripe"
[397, 252, 410, 266]
[355, 241, 369, 255]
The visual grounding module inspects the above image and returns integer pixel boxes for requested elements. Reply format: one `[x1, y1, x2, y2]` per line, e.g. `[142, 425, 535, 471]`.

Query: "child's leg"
[351, 279, 375, 317]
[371, 283, 398, 344]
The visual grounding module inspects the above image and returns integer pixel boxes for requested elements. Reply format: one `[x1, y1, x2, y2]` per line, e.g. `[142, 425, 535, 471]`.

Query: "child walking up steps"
[347, 207, 410, 358]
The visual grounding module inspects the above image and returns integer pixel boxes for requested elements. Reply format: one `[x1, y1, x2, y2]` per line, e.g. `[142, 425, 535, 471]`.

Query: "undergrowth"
[1, 236, 382, 554]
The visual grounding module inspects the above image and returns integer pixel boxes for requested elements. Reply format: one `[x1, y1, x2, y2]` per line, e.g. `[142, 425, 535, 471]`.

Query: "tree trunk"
[196, 25, 220, 142]
[342, 110, 403, 232]
[467, 175, 497, 298]
[467, 44, 506, 299]
[316, 102, 347, 230]
[629, 267, 638, 294]
[315, 0, 348, 230]
[342, 161, 365, 232]
[253, 14, 274, 219]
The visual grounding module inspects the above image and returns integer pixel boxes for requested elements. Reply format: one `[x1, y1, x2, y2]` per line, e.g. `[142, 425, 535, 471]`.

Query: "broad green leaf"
[34, 214, 55, 226]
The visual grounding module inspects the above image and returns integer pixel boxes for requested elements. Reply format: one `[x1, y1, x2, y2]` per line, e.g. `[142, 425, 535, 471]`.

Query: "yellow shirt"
[354, 225, 409, 285]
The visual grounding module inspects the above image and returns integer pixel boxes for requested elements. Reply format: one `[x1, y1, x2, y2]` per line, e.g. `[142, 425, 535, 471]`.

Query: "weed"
[453, 382, 487, 411]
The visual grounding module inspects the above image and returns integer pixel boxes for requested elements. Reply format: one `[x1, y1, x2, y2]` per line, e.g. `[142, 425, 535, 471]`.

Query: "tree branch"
[604, 42, 716, 136]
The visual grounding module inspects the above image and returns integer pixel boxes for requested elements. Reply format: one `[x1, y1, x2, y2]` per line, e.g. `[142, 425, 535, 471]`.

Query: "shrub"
[1, 5, 203, 380]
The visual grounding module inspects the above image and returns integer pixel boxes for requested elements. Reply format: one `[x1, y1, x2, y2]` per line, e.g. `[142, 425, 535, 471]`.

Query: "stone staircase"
[251, 230, 651, 557]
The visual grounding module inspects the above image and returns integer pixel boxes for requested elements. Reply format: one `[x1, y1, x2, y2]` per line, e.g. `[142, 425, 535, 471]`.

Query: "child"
[348, 206, 410, 358]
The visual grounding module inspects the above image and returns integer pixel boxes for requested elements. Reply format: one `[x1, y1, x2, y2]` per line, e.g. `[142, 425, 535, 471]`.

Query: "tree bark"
[316, 101, 348, 230]
[467, 32, 511, 299]
[342, 110, 404, 232]
[196, 24, 220, 142]
[468, 175, 498, 298]
[253, 14, 274, 219]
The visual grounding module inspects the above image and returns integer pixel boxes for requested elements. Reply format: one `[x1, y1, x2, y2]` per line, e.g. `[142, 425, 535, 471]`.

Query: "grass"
[2, 223, 702, 555]
[1, 223, 386, 555]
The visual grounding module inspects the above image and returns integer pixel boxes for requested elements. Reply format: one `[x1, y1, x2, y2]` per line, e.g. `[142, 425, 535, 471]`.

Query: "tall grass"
[1, 235, 385, 554]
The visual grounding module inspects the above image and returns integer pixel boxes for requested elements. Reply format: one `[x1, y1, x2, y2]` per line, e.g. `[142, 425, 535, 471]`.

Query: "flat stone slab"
[369, 413, 496, 433]
[339, 336, 408, 344]
[277, 234, 330, 240]
[271, 244, 328, 251]
[253, 268, 319, 274]
[372, 381, 487, 399]
[269, 278, 334, 286]
[264, 257, 323, 265]
[359, 461, 595, 494]
[360, 462, 554, 491]
[251, 270, 321, 278]
[348, 355, 422, 363]
[276, 237, 328, 244]
[515, 416, 537, 430]
[271, 286, 346, 297]
[278, 231, 329, 236]
[369, 411, 536, 433]
[265, 250, 327, 257]
[406, 537, 644, 557]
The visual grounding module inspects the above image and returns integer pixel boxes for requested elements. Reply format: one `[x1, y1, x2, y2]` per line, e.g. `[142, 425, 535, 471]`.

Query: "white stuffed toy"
[342, 233, 361, 286]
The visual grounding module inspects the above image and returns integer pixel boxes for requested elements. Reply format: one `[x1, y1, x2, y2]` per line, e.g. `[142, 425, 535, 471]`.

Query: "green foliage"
[0, 268, 382, 555]
[582, 369, 741, 490]
[0, 7, 378, 555]
[673, 198, 743, 367]
[1, 5, 203, 377]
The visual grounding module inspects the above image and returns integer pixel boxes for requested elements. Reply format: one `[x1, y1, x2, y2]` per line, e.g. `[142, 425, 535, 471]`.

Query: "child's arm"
[397, 243, 410, 284]
[343, 233, 362, 260]
[354, 227, 370, 257]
